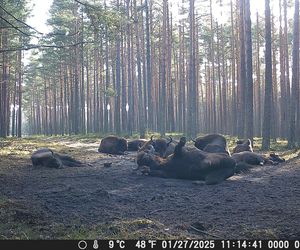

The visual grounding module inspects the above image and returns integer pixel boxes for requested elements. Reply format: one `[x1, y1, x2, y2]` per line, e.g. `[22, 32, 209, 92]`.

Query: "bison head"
[233, 139, 253, 153]
[153, 136, 173, 157]
[31, 148, 63, 168]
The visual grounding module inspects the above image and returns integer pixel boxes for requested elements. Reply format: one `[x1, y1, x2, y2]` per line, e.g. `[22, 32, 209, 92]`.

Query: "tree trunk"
[262, 0, 273, 150]
[288, 0, 299, 148]
[245, 0, 253, 142]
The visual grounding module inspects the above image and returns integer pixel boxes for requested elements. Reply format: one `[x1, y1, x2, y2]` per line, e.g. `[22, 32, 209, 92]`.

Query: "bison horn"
[150, 135, 154, 141]
[191, 138, 197, 143]
[167, 136, 173, 146]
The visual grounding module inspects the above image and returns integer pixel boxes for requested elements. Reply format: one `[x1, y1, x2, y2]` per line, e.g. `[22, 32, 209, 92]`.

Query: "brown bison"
[127, 139, 147, 151]
[232, 151, 285, 173]
[233, 139, 253, 154]
[193, 134, 230, 155]
[138, 135, 175, 158]
[31, 148, 88, 168]
[98, 136, 128, 155]
[137, 137, 236, 185]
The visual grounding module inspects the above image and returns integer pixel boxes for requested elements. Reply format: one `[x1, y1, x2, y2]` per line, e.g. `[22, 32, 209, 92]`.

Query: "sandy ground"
[0, 140, 299, 239]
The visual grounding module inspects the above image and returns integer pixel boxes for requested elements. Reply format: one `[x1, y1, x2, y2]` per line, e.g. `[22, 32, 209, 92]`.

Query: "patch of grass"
[0, 194, 176, 239]
[0, 216, 176, 239]
[243, 228, 278, 239]
[51, 218, 178, 240]
[0, 196, 47, 239]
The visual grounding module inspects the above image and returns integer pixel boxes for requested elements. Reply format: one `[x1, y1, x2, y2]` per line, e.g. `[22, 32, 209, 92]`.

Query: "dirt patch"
[0, 139, 299, 239]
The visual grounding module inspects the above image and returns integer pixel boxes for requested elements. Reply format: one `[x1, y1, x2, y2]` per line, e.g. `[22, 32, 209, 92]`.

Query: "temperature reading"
[135, 240, 157, 249]
[148, 240, 157, 248]
[109, 240, 125, 249]
[109, 240, 114, 249]
[135, 240, 147, 248]
[117, 240, 125, 248]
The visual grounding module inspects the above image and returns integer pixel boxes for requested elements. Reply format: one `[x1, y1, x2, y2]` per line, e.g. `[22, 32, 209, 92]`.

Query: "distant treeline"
[0, 0, 300, 149]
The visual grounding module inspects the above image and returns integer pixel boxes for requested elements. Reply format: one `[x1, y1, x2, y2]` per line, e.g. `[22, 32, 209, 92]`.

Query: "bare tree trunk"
[245, 0, 253, 142]
[126, 0, 133, 135]
[279, 0, 287, 139]
[134, 0, 145, 138]
[284, 0, 291, 137]
[115, 0, 121, 135]
[288, 0, 299, 148]
[238, 0, 246, 139]
[262, 0, 273, 150]
[230, 0, 237, 135]
[187, 0, 197, 138]
[145, 0, 152, 132]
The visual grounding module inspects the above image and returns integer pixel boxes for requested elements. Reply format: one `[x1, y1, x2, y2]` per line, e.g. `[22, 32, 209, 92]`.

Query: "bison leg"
[173, 137, 187, 157]
[56, 154, 88, 167]
[267, 154, 285, 165]
[57, 154, 82, 164]
[205, 168, 234, 185]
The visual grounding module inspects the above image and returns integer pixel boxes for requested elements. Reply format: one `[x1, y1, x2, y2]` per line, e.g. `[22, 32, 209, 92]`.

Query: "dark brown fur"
[98, 136, 128, 155]
[138, 136, 175, 158]
[193, 134, 230, 155]
[232, 151, 285, 173]
[127, 139, 147, 151]
[31, 148, 88, 168]
[138, 135, 155, 152]
[233, 139, 253, 153]
[137, 137, 236, 185]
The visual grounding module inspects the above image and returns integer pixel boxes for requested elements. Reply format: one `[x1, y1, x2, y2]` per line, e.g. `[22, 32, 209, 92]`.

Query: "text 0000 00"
[267, 240, 300, 249]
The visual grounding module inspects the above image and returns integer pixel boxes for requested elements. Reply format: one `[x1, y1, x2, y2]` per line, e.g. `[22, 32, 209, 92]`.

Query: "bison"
[232, 151, 285, 173]
[232, 139, 253, 154]
[98, 136, 128, 155]
[137, 137, 236, 185]
[138, 135, 175, 158]
[127, 139, 147, 151]
[31, 148, 88, 168]
[193, 134, 230, 155]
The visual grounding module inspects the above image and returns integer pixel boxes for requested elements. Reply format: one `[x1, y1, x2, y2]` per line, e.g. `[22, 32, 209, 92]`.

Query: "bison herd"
[31, 133, 285, 185]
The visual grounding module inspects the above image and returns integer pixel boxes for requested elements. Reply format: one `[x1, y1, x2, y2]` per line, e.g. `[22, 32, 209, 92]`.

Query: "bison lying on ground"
[31, 148, 88, 168]
[232, 151, 285, 173]
[137, 137, 236, 185]
[138, 135, 176, 158]
[193, 134, 230, 155]
[127, 139, 147, 151]
[233, 139, 253, 154]
[98, 136, 128, 155]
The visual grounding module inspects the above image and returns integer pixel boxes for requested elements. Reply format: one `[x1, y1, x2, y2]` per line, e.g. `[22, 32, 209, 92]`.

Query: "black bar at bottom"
[0, 239, 299, 250]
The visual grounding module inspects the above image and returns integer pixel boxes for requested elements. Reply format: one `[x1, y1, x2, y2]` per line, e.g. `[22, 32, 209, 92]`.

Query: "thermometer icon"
[93, 240, 99, 249]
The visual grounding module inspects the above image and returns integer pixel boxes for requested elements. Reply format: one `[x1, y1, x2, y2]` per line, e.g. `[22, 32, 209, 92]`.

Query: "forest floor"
[0, 136, 299, 240]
